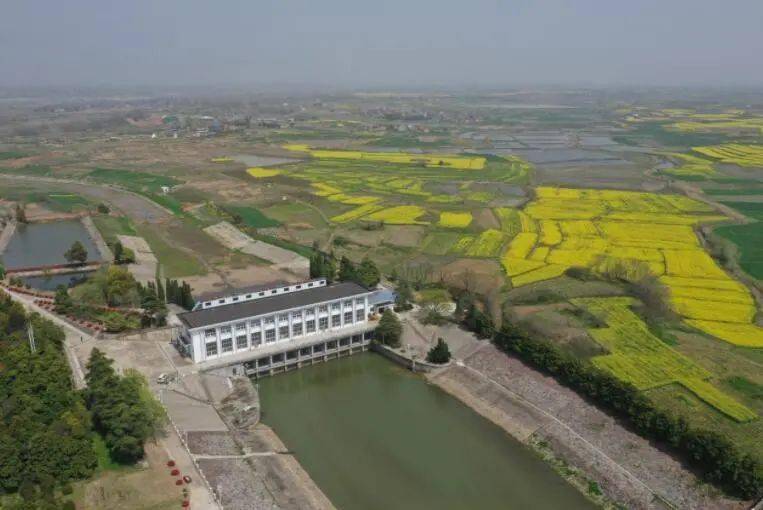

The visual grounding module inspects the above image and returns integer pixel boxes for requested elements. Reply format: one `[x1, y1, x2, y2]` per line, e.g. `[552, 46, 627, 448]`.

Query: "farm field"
[693, 144, 763, 168]
[714, 201, 763, 280]
[571, 297, 756, 422]
[283, 144, 487, 169]
[501, 187, 763, 348]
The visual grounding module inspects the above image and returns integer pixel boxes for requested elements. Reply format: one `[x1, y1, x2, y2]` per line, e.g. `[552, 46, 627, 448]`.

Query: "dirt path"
[0, 219, 16, 253]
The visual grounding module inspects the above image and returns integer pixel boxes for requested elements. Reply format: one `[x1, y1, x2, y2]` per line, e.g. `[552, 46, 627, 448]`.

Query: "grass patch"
[138, 225, 205, 277]
[88, 168, 180, 193]
[93, 215, 137, 244]
[725, 376, 763, 401]
[0, 151, 27, 160]
[226, 205, 280, 228]
[715, 201, 763, 279]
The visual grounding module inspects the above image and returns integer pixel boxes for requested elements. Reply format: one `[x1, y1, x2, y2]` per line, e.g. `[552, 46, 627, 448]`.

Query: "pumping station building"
[176, 278, 377, 376]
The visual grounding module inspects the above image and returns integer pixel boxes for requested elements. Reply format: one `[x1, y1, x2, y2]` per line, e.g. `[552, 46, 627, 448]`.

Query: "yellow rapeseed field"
[692, 144, 763, 168]
[572, 297, 756, 422]
[501, 187, 762, 347]
[464, 229, 506, 257]
[283, 144, 486, 170]
[330, 204, 383, 223]
[438, 211, 473, 228]
[366, 205, 428, 225]
[246, 167, 282, 178]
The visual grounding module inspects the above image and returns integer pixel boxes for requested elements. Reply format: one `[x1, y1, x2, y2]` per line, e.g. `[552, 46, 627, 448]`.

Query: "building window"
[279, 325, 289, 339]
[236, 335, 248, 350]
[306, 320, 316, 333]
[344, 300, 353, 308]
[292, 311, 302, 320]
[220, 326, 231, 335]
[308, 282, 314, 287]
[292, 323, 303, 336]
[278, 314, 288, 323]
[205, 341, 218, 357]
[264, 316, 275, 325]
[265, 329, 276, 343]
[356, 298, 364, 305]
[356, 309, 365, 321]
[221, 338, 233, 353]
[319, 305, 328, 313]
[319, 317, 328, 330]
[250, 319, 261, 329]
[218, 299, 225, 304]
[306, 309, 315, 319]
[205, 328, 216, 338]
[344, 311, 353, 324]
[232, 297, 239, 302]
[296, 285, 302, 289]
[331, 314, 341, 327]
[259, 292, 265, 296]
[235, 323, 246, 332]
[252, 331, 262, 345]
[331, 302, 340, 311]
[246, 294, 252, 299]
[271, 290, 277, 294]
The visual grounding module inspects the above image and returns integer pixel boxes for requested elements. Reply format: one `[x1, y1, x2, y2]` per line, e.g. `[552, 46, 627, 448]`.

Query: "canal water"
[258, 354, 595, 510]
[20, 272, 90, 291]
[0, 219, 101, 270]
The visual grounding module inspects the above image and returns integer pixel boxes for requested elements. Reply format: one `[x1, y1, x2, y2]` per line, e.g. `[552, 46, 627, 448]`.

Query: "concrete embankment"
[0, 220, 16, 254]
[428, 344, 742, 510]
[164, 372, 335, 510]
[81, 215, 113, 261]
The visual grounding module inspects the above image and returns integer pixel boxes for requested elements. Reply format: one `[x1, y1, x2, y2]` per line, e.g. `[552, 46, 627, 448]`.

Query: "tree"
[394, 280, 414, 311]
[156, 278, 165, 303]
[53, 285, 74, 314]
[0, 262, 5, 279]
[64, 241, 88, 265]
[464, 302, 494, 339]
[426, 337, 451, 364]
[338, 256, 357, 282]
[104, 266, 138, 306]
[357, 257, 380, 288]
[96, 203, 110, 214]
[15, 204, 27, 223]
[112, 240, 123, 263]
[375, 309, 402, 347]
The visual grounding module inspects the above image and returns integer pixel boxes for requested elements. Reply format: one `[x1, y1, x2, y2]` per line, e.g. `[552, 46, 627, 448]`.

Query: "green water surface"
[258, 353, 595, 510]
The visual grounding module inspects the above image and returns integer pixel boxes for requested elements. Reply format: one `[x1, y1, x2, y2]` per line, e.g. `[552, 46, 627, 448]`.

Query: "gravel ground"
[186, 431, 242, 456]
[197, 458, 279, 510]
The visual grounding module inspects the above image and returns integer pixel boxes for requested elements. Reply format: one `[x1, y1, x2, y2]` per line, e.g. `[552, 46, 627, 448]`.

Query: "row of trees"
[84, 349, 164, 463]
[309, 245, 381, 289]
[485, 320, 762, 500]
[0, 292, 98, 507]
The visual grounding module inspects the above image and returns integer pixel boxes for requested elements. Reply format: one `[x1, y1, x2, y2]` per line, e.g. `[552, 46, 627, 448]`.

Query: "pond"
[258, 354, 595, 510]
[20, 271, 91, 291]
[0, 219, 101, 270]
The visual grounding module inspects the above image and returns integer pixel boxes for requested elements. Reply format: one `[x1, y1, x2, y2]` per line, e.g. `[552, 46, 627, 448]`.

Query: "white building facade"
[177, 279, 375, 369]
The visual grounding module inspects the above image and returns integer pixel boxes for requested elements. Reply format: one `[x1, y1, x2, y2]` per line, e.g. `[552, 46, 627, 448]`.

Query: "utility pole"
[27, 322, 36, 353]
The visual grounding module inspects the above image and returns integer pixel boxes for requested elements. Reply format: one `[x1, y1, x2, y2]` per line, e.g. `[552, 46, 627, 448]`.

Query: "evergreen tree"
[375, 309, 402, 347]
[394, 280, 414, 311]
[64, 241, 88, 265]
[0, 262, 5, 279]
[357, 257, 380, 288]
[15, 204, 27, 223]
[338, 256, 357, 282]
[156, 278, 165, 302]
[112, 241, 123, 264]
[426, 337, 451, 364]
[53, 285, 74, 314]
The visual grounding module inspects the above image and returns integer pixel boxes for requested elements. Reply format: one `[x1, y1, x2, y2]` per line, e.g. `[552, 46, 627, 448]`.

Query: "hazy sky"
[2, 0, 762, 88]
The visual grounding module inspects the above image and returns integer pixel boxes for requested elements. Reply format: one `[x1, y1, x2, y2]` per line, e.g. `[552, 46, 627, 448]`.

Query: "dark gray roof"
[179, 281, 370, 329]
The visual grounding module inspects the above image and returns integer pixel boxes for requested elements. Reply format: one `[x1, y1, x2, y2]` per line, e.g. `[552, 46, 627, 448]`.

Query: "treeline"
[488, 321, 762, 500]
[0, 291, 97, 507]
[310, 245, 380, 289]
[85, 348, 164, 463]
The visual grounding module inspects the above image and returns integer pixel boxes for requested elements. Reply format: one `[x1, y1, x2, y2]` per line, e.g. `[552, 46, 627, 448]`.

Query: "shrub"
[426, 338, 451, 364]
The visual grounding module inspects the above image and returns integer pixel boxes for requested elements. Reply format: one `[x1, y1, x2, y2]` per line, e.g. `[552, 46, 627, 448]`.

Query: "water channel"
[258, 353, 595, 510]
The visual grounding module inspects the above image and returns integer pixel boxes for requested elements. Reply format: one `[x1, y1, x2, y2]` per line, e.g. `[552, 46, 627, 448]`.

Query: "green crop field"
[715, 202, 763, 279]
